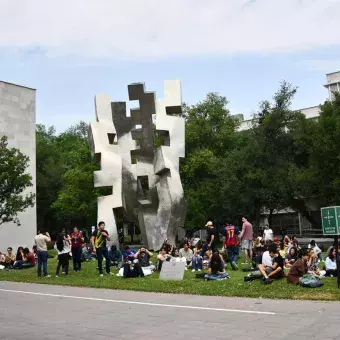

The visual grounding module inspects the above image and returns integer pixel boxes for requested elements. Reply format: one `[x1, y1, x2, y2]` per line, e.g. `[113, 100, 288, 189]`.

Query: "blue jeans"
[205, 272, 229, 280]
[37, 250, 48, 277]
[192, 255, 203, 270]
[96, 247, 110, 274]
[227, 246, 239, 263]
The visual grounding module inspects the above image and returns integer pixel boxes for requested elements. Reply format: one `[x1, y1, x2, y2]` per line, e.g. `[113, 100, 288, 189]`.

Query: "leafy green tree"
[36, 122, 98, 234]
[180, 93, 239, 230]
[0, 136, 35, 225]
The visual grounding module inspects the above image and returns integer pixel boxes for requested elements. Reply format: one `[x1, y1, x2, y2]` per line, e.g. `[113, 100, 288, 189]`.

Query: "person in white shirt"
[325, 247, 337, 277]
[33, 230, 51, 278]
[263, 225, 274, 243]
[179, 243, 193, 265]
[308, 240, 323, 261]
[262, 249, 273, 267]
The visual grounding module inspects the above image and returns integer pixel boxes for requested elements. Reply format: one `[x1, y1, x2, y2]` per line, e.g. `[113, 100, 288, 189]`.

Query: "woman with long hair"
[285, 247, 298, 268]
[325, 247, 337, 277]
[55, 230, 71, 277]
[204, 252, 229, 280]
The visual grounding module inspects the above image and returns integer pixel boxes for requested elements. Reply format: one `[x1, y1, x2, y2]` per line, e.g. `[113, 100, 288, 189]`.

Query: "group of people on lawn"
[1, 217, 339, 286]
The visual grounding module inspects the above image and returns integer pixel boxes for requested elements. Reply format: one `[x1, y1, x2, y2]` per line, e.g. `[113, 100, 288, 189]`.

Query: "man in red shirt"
[70, 226, 84, 272]
[223, 223, 240, 270]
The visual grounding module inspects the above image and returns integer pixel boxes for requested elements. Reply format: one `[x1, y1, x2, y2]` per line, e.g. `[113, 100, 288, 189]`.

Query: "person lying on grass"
[244, 243, 284, 284]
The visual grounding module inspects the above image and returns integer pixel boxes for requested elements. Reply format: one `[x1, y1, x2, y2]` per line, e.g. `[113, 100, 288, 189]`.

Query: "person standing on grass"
[70, 226, 84, 272]
[91, 221, 112, 276]
[263, 224, 274, 243]
[201, 221, 217, 256]
[239, 217, 253, 265]
[56, 230, 71, 277]
[223, 222, 240, 270]
[34, 230, 51, 278]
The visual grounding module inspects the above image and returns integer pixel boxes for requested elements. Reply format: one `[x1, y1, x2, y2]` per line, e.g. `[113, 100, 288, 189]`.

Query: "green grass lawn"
[1, 252, 340, 301]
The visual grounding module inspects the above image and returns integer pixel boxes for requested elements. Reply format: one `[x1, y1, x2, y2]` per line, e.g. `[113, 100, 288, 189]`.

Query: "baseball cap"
[205, 221, 213, 227]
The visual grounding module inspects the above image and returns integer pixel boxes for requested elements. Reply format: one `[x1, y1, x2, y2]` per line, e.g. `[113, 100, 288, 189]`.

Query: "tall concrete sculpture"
[90, 81, 186, 250]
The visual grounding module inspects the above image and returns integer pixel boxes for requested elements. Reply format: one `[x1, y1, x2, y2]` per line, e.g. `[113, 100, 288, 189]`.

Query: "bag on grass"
[299, 274, 323, 288]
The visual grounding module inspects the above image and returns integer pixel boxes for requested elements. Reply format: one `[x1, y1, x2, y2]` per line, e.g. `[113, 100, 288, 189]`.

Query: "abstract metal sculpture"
[90, 81, 186, 250]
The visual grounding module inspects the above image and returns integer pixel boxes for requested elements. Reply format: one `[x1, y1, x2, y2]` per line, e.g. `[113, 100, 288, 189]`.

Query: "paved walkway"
[0, 281, 339, 339]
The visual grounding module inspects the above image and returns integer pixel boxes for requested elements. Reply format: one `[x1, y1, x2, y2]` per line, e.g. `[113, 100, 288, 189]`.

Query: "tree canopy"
[0, 136, 35, 225]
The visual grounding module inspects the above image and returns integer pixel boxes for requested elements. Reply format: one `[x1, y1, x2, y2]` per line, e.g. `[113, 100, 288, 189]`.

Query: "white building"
[0, 81, 37, 251]
[236, 71, 340, 236]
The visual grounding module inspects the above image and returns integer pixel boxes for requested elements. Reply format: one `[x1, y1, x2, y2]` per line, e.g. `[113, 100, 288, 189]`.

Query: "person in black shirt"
[134, 247, 153, 267]
[200, 221, 218, 256]
[90, 221, 112, 276]
[258, 244, 284, 284]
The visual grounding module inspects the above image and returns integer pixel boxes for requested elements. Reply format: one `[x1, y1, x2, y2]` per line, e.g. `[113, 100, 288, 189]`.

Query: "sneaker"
[55, 275, 59, 278]
[192, 269, 196, 272]
[44, 275, 51, 278]
[108, 272, 115, 275]
[198, 269, 202, 272]
[262, 277, 273, 285]
[185, 267, 188, 271]
[244, 276, 253, 282]
[241, 262, 249, 265]
[231, 261, 238, 270]
[99, 274, 104, 277]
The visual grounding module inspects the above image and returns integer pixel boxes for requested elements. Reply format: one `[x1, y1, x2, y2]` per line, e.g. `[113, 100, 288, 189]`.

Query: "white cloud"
[1, 0, 340, 60]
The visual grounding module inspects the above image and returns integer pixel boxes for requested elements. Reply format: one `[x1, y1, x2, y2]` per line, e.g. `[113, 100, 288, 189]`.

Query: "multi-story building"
[0, 81, 37, 251]
[236, 71, 340, 236]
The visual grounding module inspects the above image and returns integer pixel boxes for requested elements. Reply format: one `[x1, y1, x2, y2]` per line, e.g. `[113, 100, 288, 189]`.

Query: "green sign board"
[321, 206, 340, 235]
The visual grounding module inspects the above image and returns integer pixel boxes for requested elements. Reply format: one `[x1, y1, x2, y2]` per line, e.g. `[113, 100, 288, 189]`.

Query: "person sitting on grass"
[123, 245, 137, 263]
[161, 239, 173, 254]
[13, 248, 35, 269]
[0, 252, 5, 265]
[81, 243, 96, 262]
[157, 247, 172, 271]
[134, 246, 154, 269]
[287, 248, 309, 284]
[307, 249, 321, 278]
[244, 244, 284, 284]
[109, 244, 122, 267]
[308, 240, 323, 262]
[279, 242, 287, 258]
[204, 252, 229, 281]
[191, 242, 203, 272]
[122, 257, 145, 278]
[325, 247, 337, 277]
[171, 248, 187, 268]
[3, 247, 16, 268]
[179, 242, 193, 266]
[285, 247, 298, 269]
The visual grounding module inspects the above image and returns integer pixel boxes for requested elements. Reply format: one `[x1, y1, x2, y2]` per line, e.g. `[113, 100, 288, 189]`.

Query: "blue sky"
[1, 0, 340, 132]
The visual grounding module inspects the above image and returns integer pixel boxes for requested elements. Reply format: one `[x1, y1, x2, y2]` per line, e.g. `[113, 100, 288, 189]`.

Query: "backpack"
[299, 274, 324, 288]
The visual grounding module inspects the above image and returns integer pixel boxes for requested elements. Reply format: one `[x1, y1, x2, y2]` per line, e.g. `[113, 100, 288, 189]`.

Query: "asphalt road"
[0, 281, 339, 340]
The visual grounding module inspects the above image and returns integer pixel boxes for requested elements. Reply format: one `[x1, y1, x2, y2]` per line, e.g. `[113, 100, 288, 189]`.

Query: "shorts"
[242, 240, 252, 250]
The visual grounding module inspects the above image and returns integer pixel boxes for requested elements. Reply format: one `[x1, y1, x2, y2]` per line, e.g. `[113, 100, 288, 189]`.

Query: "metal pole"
[335, 235, 340, 288]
